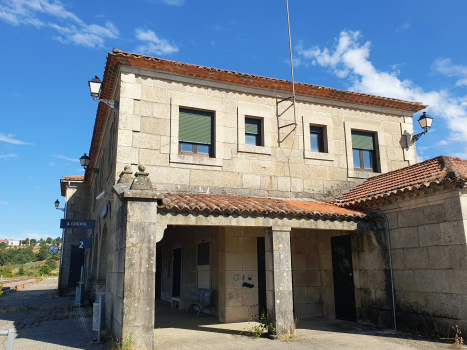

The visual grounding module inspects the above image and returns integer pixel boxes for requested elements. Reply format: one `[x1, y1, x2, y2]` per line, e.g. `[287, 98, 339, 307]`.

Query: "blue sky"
[1, 0, 466, 240]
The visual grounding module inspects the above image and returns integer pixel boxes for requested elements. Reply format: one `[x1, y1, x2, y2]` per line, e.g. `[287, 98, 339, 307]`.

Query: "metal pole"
[95, 292, 105, 343]
[286, 0, 297, 126]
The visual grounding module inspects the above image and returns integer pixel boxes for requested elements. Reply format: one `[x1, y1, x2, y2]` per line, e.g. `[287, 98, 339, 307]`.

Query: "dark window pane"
[310, 126, 324, 152]
[197, 144, 209, 154]
[363, 150, 373, 169]
[181, 143, 193, 152]
[245, 134, 258, 145]
[353, 149, 361, 168]
[198, 242, 210, 265]
[310, 133, 320, 152]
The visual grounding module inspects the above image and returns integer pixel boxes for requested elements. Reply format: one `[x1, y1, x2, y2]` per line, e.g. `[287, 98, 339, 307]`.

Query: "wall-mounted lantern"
[80, 153, 99, 174]
[54, 199, 65, 212]
[88, 76, 119, 109]
[412, 112, 433, 142]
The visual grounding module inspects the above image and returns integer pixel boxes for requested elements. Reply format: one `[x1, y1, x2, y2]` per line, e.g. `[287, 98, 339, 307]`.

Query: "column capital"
[265, 226, 292, 233]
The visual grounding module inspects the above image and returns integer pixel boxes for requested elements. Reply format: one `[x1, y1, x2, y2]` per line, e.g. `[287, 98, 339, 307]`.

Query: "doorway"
[257, 237, 267, 317]
[155, 247, 163, 299]
[68, 245, 85, 288]
[331, 235, 357, 322]
[172, 248, 182, 298]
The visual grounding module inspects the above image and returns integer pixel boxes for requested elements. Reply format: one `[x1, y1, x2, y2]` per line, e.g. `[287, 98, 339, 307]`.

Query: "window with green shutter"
[179, 108, 214, 157]
[352, 131, 377, 171]
[245, 117, 262, 146]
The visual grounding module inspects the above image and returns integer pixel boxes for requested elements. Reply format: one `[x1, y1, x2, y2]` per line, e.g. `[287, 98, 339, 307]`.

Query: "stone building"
[58, 49, 467, 348]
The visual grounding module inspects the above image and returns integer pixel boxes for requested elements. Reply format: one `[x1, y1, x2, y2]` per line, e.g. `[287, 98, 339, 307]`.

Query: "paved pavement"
[154, 299, 461, 350]
[0, 278, 105, 350]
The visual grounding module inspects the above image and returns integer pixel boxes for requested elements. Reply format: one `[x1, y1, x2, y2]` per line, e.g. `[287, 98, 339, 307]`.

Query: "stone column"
[265, 226, 294, 336]
[112, 165, 166, 349]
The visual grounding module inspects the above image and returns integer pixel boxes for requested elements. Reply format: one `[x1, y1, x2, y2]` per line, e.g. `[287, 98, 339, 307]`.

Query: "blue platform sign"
[60, 219, 96, 229]
[79, 238, 93, 249]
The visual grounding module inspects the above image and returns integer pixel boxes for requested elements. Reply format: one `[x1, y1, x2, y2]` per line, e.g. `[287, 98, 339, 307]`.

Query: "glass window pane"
[310, 134, 320, 152]
[353, 149, 361, 168]
[363, 150, 373, 169]
[197, 144, 210, 154]
[245, 134, 257, 146]
[181, 143, 193, 152]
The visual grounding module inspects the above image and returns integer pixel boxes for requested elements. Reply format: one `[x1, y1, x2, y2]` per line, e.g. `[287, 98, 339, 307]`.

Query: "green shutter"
[179, 109, 212, 144]
[245, 118, 260, 134]
[352, 131, 374, 150]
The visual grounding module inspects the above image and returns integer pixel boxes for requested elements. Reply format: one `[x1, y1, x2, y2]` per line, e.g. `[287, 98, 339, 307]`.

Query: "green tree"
[46, 237, 52, 244]
[36, 246, 48, 261]
[39, 265, 51, 275]
[18, 265, 24, 276]
[24, 238, 30, 246]
[46, 258, 57, 270]
[30, 239, 37, 246]
[0, 242, 6, 249]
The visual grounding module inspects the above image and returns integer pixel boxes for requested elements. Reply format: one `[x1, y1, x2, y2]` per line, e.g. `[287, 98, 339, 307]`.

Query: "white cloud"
[396, 22, 411, 32]
[432, 58, 467, 87]
[0, 153, 18, 159]
[135, 28, 178, 55]
[435, 140, 449, 147]
[163, 0, 184, 5]
[0, 133, 32, 144]
[53, 154, 78, 162]
[0, 0, 118, 47]
[49, 161, 55, 166]
[0, 201, 8, 204]
[295, 30, 467, 156]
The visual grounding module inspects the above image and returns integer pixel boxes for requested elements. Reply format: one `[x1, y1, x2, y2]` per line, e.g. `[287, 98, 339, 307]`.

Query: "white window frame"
[301, 113, 335, 161]
[237, 101, 273, 155]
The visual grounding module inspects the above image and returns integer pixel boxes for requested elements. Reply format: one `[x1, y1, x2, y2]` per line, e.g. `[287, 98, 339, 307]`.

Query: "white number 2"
[79, 241, 84, 248]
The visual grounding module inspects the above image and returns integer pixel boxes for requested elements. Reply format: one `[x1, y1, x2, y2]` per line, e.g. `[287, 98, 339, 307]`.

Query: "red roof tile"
[334, 156, 467, 208]
[61, 175, 85, 181]
[159, 193, 365, 220]
[60, 175, 85, 196]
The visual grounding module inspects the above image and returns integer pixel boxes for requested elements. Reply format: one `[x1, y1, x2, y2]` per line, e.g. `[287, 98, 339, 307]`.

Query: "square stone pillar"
[265, 226, 294, 336]
[121, 198, 160, 349]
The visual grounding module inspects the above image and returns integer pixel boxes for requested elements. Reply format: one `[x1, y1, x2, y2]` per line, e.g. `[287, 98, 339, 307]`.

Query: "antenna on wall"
[286, 0, 297, 126]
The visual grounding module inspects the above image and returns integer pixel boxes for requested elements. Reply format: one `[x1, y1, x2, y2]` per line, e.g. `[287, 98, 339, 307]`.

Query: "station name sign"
[60, 219, 96, 229]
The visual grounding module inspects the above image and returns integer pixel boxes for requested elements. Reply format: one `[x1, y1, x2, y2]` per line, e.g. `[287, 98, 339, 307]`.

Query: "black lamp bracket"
[92, 96, 119, 109]
[412, 130, 428, 142]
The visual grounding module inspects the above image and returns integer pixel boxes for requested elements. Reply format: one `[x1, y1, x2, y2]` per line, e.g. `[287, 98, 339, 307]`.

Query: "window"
[352, 131, 376, 171]
[197, 242, 210, 265]
[179, 108, 213, 157]
[245, 117, 262, 146]
[310, 126, 325, 153]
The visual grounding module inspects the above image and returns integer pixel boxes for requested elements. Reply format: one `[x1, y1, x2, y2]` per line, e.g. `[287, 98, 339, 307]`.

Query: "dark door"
[257, 237, 267, 318]
[68, 245, 85, 288]
[331, 235, 357, 322]
[155, 247, 162, 299]
[172, 248, 182, 298]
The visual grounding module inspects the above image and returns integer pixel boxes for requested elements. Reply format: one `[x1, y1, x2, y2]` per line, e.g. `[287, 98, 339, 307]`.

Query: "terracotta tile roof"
[159, 193, 366, 220]
[61, 175, 85, 181]
[84, 48, 427, 183]
[334, 156, 467, 208]
[60, 175, 85, 196]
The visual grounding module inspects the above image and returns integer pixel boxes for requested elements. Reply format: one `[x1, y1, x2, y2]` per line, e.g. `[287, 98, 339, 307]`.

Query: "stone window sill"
[304, 151, 335, 162]
[170, 154, 223, 167]
[238, 144, 272, 155]
[348, 170, 380, 179]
